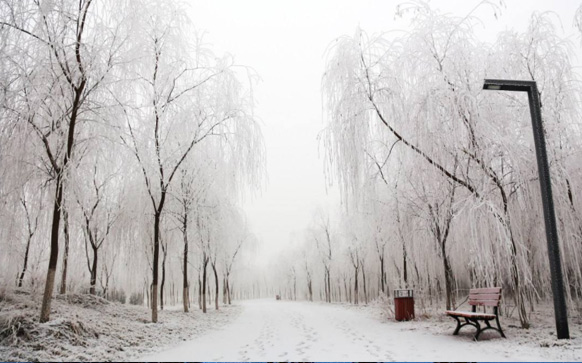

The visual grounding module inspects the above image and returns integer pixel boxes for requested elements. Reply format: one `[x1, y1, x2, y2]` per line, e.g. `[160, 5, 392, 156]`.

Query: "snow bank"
[0, 289, 240, 361]
[340, 296, 582, 361]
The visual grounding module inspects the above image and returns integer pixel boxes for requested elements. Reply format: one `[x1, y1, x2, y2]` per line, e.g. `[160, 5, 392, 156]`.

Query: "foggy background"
[187, 0, 581, 263]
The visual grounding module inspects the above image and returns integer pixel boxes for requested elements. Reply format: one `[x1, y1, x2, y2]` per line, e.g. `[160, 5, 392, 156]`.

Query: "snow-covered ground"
[142, 299, 582, 361]
[0, 289, 240, 361]
[2, 289, 581, 361]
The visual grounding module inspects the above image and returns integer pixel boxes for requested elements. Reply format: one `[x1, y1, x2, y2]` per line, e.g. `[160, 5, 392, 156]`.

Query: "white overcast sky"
[187, 0, 581, 263]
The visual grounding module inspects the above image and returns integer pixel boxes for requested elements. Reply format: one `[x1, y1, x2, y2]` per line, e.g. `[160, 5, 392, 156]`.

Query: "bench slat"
[469, 293, 501, 300]
[469, 287, 501, 294]
[445, 310, 496, 320]
[469, 299, 500, 306]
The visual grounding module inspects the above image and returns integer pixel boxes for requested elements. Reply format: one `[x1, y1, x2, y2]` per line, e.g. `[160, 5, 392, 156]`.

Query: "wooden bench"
[445, 287, 506, 340]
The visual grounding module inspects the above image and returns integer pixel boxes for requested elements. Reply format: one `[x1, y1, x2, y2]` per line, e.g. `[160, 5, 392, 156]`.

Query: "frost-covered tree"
[320, 2, 581, 328]
[0, 0, 129, 322]
[171, 166, 207, 312]
[311, 209, 335, 303]
[16, 183, 44, 288]
[220, 208, 250, 305]
[74, 161, 120, 295]
[0, 0, 263, 323]
[120, 0, 263, 322]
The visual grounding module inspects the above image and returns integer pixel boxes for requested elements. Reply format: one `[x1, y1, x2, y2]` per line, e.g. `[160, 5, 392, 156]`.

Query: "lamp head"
[483, 84, 501, 90]
[483, 79, 535, 92]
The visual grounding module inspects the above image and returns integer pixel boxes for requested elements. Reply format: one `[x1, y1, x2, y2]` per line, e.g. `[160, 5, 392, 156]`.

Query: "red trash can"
[394, 289, 414, 321]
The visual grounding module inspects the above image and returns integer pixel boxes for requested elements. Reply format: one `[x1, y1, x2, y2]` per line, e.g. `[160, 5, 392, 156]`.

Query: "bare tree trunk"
[151, 211, 161, 323]
[307, 273, 313, 302]
[161, 240, 167, 310]
[379, 255, 385, 295]
[18, 195, 40, 289]
[40, 178, 64, 322]
[146, 282, 150, 308]
[343, 276, 348, 303]
[226, 274, 232, 304]
[207, 274, 211, 306]
[198, 274, 202, 310]
[17, 234, 33, 288]
[202, 255, 208, 313]
[182, 219, 189, 312]
[212, 262, 219, 310]
[501, 216, 529, 328]
[222, 276, 227, 304]
[59, 209, 70, 294]
[323, 274, 328, 302]
[183, 276, 189, 313]
[229, 282, 233, 304]
[509, 232, 529, 328]
[326, 268, 331, 303]
[402, 243, 408, 287]
[361, 260, 368, 304]
[443, 252, 456, 310]
[90, 246, 98, 295]
[354, 265, 359, 305]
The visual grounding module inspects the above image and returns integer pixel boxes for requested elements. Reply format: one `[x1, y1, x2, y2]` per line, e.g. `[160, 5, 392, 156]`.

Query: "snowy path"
[141, 299, 552, 361]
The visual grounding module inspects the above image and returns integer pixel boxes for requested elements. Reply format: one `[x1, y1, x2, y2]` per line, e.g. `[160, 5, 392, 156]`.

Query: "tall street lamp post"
[483, 79, 570, 339]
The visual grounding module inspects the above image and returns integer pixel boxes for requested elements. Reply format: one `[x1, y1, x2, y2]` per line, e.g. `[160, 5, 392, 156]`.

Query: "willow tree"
[192, 182, 236, 312]
[171, 151, 247, 311]
[311, 210, 335, 303]
[172, 166, 209, 312]
[74, 161, 120, 295]
[322, 3, 580, 328]
[122, 0, 263, 322]
[219, 205, 249, 305]
[0, 0, 129, 322]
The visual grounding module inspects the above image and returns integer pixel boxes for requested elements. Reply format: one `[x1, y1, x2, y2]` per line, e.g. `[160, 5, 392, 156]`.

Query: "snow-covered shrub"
[129, 292, 144, 306]
[58, 293, 109, 308]
[106, 289, 126, 304]
[370, 294, 394, 320]
[0, 314, 25, 344]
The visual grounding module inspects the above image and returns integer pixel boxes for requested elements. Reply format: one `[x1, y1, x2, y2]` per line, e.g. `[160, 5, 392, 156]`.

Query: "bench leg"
[496, 315, 506, 338]
[452, 316, 462, 335]
[475, 319, 506, 340]
[450, 316, 479, 336]
[472, 319, 482, 341]
[448, 312, 505, 340]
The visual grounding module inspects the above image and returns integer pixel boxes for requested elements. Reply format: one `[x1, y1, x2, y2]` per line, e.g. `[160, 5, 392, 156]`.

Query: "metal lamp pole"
[483, 79, 570, 339]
